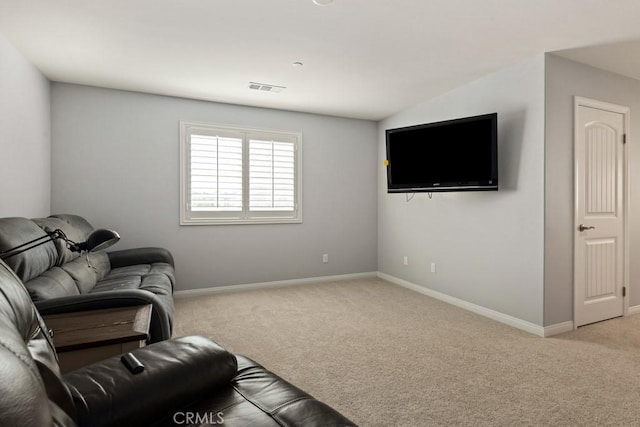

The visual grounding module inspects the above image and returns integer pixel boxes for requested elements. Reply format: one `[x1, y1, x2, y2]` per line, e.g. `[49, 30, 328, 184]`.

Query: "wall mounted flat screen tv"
[385, 113, 498, 193]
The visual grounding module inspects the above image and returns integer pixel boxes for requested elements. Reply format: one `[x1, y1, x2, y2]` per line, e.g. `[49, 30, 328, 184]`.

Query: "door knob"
[578, 224, 595, 232]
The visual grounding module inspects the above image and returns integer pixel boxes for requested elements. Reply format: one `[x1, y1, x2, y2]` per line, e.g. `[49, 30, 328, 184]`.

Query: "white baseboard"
[377, 272, 558, 337]
[543, 321, 574, 336]
[628, 305, 640, 316]
[546, 307, 640, 334]
[174, 271, 378, 299]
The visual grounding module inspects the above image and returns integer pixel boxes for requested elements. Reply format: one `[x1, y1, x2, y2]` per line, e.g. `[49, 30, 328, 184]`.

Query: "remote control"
[121, 353, 144, 374]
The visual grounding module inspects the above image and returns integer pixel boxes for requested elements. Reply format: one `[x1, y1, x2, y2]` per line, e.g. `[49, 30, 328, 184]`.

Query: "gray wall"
[51, 84, 378, 291]
[378, 55, 546, 325]
[544, 54, 640, 325]
[0, 35, 50, 217]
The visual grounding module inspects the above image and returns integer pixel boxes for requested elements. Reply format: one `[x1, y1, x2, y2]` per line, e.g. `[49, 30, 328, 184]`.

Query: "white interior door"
[574, 97, 628, 328]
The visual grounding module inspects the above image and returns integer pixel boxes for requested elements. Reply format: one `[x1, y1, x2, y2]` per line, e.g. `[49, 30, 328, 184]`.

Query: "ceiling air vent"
[248, 82, 286, 93]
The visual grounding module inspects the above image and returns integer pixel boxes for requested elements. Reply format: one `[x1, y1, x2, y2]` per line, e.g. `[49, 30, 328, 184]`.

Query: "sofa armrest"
[63, 336, 237, 427]
[35, 290, 173, 343]
[107, 247, 174, 269]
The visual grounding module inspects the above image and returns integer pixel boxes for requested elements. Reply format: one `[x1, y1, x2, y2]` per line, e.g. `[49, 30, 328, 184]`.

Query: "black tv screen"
[385, 113, 498, 193]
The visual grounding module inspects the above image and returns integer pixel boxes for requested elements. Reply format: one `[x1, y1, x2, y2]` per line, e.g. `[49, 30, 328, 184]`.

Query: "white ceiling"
[2, 0, 640, 120]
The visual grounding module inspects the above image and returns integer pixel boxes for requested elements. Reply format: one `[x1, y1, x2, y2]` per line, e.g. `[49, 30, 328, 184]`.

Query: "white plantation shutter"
[181, 121, 302, 225]
[249, 139, 295, 211]
[190, 135, 243, 211]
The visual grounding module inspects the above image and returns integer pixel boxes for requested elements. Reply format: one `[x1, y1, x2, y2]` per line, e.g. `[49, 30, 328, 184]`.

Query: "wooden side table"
[43, 304, 152, 373]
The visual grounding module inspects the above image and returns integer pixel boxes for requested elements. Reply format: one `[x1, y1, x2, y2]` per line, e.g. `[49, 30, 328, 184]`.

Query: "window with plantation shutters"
[180, 121, 302, 225]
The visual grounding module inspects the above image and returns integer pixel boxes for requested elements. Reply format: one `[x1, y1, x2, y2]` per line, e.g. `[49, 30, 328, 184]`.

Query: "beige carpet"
[173, 278, 640, 426]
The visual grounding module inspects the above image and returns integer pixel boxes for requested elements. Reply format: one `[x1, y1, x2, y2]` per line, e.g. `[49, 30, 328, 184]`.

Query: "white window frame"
[180, 121, 302, 225]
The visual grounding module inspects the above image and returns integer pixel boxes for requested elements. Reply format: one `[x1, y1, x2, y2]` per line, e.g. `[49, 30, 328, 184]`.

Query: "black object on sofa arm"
[0, 214, 176, 343]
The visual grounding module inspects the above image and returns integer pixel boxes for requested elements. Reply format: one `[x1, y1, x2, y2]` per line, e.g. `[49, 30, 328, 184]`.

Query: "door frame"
[573, 96, 630, 328]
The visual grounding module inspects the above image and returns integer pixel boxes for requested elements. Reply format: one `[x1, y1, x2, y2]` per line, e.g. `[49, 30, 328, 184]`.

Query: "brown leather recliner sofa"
[0, 258, 355, 426]
[0, 214, 175, 343]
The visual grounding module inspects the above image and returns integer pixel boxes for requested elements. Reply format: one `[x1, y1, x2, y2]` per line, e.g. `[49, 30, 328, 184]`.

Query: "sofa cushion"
[59, 253, 110, 294]
[91, 275, 141, 292]
[23, 267, 80, 301]
[106, 263, 175, 288]
[0, 218, 58, 283]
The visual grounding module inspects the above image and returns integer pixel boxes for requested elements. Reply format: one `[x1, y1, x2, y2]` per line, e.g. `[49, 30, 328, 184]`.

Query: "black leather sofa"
[0, 214, 174, 343]
[0, 258, 355, 426]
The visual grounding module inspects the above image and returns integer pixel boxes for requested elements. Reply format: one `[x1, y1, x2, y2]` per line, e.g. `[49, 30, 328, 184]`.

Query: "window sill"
[179, 217, 303, 226]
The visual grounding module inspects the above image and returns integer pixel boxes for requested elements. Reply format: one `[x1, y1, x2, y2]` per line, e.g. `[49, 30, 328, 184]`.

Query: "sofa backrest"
[48, 214, 95, 240]
[0, 217, 58, 283]
[0, 259, 77, 426]
[32, 217, 86, 265]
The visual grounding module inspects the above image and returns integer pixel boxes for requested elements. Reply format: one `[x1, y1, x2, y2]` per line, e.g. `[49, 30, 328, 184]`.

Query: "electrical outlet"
[322, 254, 329, 264]
[430, 262, 436, 273]
[403, 256, 408, 266]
